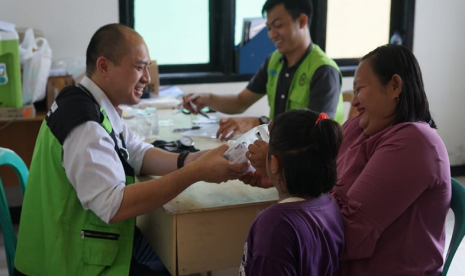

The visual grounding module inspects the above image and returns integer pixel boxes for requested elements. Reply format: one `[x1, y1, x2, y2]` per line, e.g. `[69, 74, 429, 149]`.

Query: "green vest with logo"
[266, 44, 344, 124]
[15, 85, 136, 275]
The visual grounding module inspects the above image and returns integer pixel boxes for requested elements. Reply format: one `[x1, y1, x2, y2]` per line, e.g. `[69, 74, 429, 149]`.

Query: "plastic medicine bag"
[223, 124, 270, 174]
[19, 28, 52, 104]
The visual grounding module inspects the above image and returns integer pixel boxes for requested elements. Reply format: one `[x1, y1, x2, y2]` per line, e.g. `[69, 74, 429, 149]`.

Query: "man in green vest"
[14, 24, 248, 276]
[182, 0, 343, 140]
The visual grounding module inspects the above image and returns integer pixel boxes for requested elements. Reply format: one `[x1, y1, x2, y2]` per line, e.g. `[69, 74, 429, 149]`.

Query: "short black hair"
[262, 0, 313, 25]
[362, 44, 437, 129]
[268, 109, 343, 198]
[86, 23, 135, 77]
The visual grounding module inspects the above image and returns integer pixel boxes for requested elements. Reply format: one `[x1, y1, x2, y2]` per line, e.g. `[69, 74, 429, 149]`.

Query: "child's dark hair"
[268, 109, 343, 198]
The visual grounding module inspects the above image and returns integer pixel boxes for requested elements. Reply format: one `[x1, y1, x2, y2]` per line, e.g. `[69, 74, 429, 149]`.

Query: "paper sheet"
[159, 86, 185, 98]
[180, 124, 220, 139]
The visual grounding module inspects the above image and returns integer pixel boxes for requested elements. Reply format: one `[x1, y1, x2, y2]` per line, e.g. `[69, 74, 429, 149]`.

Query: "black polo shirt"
[246, 43, 341, 118]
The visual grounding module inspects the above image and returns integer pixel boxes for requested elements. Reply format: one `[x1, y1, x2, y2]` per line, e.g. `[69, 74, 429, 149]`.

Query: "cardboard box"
[146, 60, 159, 96]
[46, 75, 74, 111]
[0, 104, 36, 120]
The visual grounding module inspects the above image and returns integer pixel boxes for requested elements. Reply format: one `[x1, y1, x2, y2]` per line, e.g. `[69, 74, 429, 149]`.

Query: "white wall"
[413, 0, 465, 165]
[1, 0, 463, 165]
[0, 0, 118, 60]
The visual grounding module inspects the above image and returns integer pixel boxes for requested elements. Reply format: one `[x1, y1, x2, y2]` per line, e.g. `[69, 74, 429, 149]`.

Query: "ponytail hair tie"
[314, 112, 329, 126]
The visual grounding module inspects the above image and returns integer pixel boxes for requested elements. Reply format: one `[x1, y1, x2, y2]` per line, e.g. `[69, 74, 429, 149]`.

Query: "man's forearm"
[207, 94, 249, 114]
[109, 163, 202, 223]
[207, 89, 264, 114]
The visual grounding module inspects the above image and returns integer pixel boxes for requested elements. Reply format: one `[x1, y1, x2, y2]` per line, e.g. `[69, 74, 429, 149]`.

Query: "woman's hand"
[239, 171, 274, 189]
[246, 140, 268, 176]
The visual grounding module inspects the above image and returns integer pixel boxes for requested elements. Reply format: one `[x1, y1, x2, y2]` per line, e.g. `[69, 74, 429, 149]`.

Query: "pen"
[188, 96, 210, 119]
[172, 126, 201, 132]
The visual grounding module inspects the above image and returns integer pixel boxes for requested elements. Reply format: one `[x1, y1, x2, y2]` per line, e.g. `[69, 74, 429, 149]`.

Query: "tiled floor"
[2, 176, 465, 276]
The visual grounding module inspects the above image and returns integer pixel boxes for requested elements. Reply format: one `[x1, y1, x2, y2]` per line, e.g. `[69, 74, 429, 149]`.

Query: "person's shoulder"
[47, 85, 102, 144]
[384, 122, 441, 145]
[51, 86, 100, 121]
[309, 44, 333, 61]
[259, 203, 307, 228]
[253, 205, 295, 231]
[309, 44, 340, 70]
[55, 85, 98, 110]
[376, 122, 447, 159]
[312, 64, 339, 75]
[255, 204, 283, 221]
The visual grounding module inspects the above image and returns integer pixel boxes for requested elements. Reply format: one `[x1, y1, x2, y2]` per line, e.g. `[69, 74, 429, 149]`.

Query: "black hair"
[86, 23, 136, 77]
[262, 0, 313, 26]
[268, 109, 343, 198]
[361, 44, 437, 129]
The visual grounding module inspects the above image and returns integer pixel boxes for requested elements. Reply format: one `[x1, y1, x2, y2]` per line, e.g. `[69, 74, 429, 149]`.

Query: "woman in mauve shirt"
[332, 44, 450, 276]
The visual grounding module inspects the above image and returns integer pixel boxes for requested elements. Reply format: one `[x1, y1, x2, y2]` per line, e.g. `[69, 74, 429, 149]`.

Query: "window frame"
[119, 0, 415, 85]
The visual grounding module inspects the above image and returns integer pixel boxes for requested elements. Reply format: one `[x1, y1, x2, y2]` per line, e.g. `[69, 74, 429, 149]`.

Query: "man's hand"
[216, 117, 259, 141]
[191, 145, 249, 183]
[182, 93, 210, 114]
[246, 140, 268, 176]
[239, 171, 274, 189]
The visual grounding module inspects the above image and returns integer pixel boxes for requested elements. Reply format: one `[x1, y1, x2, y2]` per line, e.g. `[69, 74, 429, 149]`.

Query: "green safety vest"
[15, 85, 135, 275]
[266, 44, 344, 124]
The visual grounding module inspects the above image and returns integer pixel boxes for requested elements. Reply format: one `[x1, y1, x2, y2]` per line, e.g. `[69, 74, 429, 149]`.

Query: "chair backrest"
[442, 177, 465, 275]
[342, 90, 358, 122]
[0, 147, 28, 276]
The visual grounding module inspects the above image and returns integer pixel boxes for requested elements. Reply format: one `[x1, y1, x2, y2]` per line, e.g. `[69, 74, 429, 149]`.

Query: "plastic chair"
[442, 177, 465, 275]
[342, 90, 358, 122]
[0, 147, 28, 276]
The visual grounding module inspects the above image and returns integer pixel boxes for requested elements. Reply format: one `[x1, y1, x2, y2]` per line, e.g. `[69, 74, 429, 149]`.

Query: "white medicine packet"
[223, 124, 270, 174]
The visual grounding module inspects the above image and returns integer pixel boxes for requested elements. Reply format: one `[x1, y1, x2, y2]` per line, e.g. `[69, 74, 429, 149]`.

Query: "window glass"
[134, 0, 210, 65]
[235, 0, 265, 46]
[326, 0, 391, 59]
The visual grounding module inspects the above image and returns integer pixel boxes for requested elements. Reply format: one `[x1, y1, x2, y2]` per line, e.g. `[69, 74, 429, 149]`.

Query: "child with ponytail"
[239, 109, 344, 276]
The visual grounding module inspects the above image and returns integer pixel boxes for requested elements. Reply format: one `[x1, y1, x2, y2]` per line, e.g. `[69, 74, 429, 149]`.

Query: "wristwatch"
[177, 151, 190, 169]
[258, 115, 270, 125]
[179, 136, 194, 147]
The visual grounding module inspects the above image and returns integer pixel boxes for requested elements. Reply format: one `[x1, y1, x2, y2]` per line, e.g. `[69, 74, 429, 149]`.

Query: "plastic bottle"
[390, 31, 403, 45]
[145, 107, 159, 136]
[136, 111, 152, 140]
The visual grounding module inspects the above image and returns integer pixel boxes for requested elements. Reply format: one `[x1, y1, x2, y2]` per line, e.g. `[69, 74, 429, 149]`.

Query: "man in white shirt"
[15, 24, 248, 275]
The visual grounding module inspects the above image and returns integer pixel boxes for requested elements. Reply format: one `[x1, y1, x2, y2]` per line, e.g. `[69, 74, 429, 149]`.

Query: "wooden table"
[134, 109, 278, 276]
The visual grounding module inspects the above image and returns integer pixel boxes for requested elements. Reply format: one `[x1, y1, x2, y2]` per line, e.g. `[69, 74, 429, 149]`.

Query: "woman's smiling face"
[352, 59, 400, 136]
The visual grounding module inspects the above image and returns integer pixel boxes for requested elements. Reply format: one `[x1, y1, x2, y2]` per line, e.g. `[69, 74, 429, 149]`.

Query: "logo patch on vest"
[268, 69, 278, 77]
[299, 73, 307, 86]
[47, 101, 59, 117]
